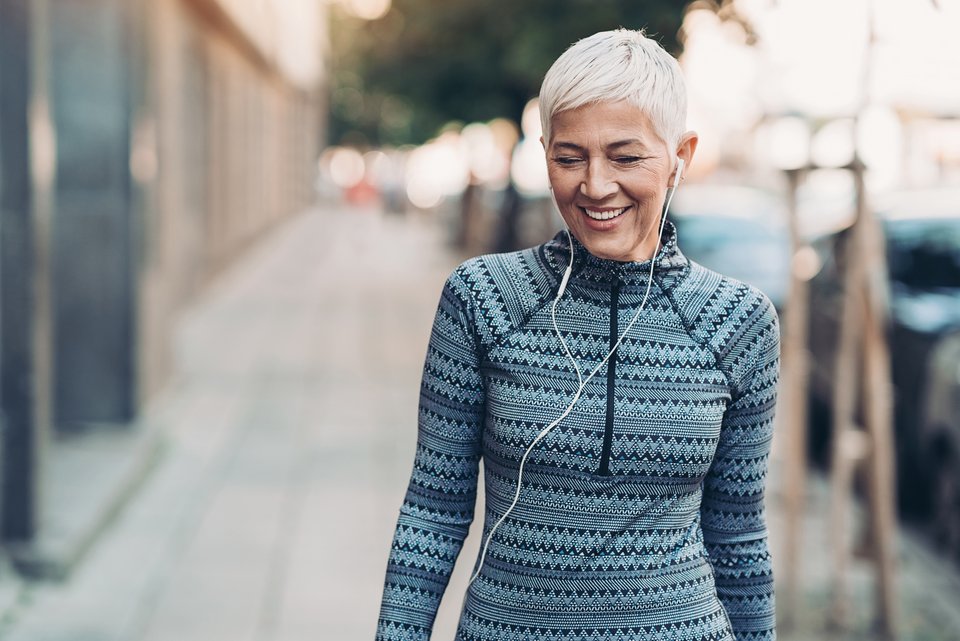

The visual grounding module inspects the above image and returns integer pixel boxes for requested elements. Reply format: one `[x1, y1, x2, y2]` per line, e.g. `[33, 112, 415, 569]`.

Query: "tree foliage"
[329, 0, 693, 146]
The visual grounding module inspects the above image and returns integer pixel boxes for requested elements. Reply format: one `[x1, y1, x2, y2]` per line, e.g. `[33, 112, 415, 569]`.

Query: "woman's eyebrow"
[607, 139, 649, 151]
[551, 139, 651, 152]
[551, 141, 585, 152]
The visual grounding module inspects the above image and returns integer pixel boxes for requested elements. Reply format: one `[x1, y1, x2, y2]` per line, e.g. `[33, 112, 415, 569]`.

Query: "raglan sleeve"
[701, 293, 780, 640]
[376, 268, 486, 641]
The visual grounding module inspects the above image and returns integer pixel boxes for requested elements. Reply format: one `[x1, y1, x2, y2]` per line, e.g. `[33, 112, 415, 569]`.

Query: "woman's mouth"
[582, 206, 628, 221]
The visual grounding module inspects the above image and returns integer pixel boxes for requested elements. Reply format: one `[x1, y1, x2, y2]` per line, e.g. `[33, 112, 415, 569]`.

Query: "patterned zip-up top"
[377, 222, 779, 641]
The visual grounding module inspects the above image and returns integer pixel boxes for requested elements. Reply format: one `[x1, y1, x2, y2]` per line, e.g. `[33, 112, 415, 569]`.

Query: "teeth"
[584, 207, 627, 221]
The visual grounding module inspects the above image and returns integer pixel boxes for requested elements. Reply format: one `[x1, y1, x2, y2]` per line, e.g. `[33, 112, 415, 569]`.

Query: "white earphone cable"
[469, 162, 683, 585]
[552, 229, 584, 389]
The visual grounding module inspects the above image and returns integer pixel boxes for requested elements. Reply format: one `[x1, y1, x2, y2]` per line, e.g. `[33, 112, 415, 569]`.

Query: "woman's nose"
[580, 162, 618, 200]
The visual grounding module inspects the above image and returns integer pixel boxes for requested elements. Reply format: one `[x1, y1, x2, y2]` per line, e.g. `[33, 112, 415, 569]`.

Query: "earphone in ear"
[661, 157, 684, 218]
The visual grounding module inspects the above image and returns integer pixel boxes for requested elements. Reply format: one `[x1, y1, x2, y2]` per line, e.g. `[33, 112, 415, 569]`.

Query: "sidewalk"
[0, 205, 958, 641]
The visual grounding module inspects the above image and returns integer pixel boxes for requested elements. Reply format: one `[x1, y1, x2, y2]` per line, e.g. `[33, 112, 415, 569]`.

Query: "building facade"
[0, 0, 326, 573]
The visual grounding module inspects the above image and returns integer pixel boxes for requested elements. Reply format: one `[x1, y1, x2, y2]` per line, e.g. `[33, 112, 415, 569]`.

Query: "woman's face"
[544, 101, 692, 263]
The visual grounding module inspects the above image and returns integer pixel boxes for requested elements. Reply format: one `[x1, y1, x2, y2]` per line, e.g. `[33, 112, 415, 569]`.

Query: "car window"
[674, 216, 782, 250]
[886, 218, 960, 289]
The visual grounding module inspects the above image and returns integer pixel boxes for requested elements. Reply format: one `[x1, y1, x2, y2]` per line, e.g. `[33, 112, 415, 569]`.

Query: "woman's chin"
[577, 230, 660, 263]
[579, 237, 633, 262]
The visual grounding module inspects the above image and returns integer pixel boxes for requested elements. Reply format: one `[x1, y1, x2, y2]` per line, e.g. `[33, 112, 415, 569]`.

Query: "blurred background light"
[797, 169, 858, 237]
[462, 123, 508, 185]
[757, 116, 811, 171]
[792, 245, 822, 281]
[363, 149, 393, 185]
[341, 0, 392, 21]
[404, 133, 470, 209]
[328, 146, 366, 189]
[511, 138, 549, 197]
[520, 99, 542, 141]
[857, 105, 903, 191]
[510, 100, 550, 196]
[810, 118, 856, 169]
[743, 0, 868, 117]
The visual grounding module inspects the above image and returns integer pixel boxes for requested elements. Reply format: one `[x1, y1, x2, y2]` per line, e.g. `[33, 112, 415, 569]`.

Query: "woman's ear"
[673, 131, 699, 183]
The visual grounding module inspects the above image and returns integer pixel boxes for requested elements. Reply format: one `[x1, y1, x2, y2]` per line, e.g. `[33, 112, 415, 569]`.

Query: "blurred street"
[0, 205, 956, 641]
[2, 0, 959, 639]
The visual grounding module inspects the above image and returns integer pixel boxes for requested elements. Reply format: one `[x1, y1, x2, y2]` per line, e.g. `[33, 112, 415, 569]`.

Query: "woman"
[377, 29, 779, 641]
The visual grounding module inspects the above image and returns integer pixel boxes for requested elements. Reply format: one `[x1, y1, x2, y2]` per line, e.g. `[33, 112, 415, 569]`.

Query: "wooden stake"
[780, 168, 811, 628]
[828, 193, 866, 630]
[827, 160, 898, 638]
[856, 166, 899, 638]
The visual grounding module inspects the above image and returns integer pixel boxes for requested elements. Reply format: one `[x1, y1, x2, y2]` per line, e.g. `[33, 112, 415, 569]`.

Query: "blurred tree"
[329, 0, 695, 146]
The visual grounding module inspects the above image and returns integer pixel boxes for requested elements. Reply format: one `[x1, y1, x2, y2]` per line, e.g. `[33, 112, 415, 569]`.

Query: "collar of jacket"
[541, 219, 690, 290]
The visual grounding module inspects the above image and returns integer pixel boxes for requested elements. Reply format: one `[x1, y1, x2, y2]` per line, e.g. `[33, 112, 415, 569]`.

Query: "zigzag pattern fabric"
[377, 222, 779, 641]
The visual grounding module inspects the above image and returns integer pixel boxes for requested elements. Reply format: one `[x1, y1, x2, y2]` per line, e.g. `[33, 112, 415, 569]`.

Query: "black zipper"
[599, 278, 620, 476]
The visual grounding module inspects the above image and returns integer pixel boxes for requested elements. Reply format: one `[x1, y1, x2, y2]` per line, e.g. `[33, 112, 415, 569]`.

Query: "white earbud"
[661, 157, 684, 219]
[557, 263, 573, 299]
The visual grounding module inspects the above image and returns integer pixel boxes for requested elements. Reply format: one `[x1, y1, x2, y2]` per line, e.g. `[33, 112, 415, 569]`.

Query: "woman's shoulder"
[671, 260, 780, 387]
[450, 243, 542, 280]
[448, 242, 556, 300]
[442, 243, 560, 346]
[675, 259, 778, 324]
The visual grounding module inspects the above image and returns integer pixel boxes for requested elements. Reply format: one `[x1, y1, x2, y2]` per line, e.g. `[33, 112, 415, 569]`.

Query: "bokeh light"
[404, 132, 470, 209]
[511, 138, 549, 196]
[342, 0, 391, 21]
[462, 122, 509, 185]
[328, 146, 366, 189]
[511, 99, 549, 196]
[810, 119, 855, 169]
[756, 116, 811, 171]
[857, 105, 903, 191]
[520, 98, 542, 140]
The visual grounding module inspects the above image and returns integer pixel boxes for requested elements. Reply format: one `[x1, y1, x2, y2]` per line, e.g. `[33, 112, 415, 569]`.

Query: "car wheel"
[932, 457, 960, 560]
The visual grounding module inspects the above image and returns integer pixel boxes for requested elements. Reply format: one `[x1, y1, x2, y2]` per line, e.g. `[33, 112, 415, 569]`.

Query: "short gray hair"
[539, 29, 687, 151]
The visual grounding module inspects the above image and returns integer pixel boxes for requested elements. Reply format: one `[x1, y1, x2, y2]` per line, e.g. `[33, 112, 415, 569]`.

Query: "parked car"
[806, 187, 960, 547]
[669, 183, 791, 310]
[921, 328, 960, 558]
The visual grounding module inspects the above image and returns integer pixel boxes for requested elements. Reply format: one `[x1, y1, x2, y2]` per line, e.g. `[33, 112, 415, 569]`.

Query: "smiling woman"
[545, 101, 697, 262]
[377, 28, 780, 641]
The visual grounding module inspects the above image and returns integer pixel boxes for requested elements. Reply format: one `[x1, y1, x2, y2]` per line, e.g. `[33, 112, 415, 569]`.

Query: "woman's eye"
[614, 156, 644, 164]
[553, 156, 582, 166]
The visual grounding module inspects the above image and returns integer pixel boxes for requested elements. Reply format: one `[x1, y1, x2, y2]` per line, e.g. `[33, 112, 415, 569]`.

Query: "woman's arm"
[702, 300, 779, 640]
[376, 270, 485, 641]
